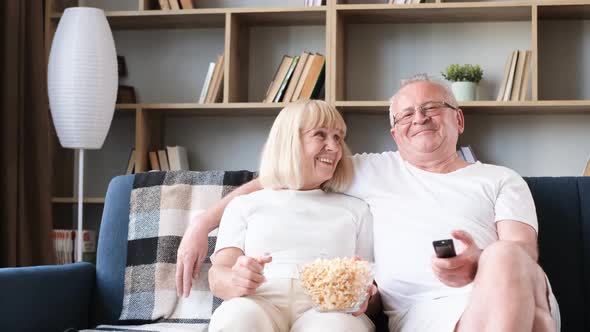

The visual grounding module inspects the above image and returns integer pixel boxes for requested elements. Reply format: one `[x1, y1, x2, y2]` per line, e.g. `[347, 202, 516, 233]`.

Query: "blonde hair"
[259, 100, 353, 192]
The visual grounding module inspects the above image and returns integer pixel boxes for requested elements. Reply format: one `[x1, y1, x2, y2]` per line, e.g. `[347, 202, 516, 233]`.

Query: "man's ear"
[456, 108, 465, 134]
[390, 127, 398, 144]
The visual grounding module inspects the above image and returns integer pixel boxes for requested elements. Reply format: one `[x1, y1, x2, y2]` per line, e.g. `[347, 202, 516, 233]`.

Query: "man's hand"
[176, 222, 209, 298]
[431, 230, 482, 288]
[230, 255, 272, 297]
[352, 284, 378, 317]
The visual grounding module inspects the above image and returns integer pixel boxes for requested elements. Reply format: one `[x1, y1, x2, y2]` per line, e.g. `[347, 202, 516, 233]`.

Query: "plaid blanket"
[84, 170, 255, 332]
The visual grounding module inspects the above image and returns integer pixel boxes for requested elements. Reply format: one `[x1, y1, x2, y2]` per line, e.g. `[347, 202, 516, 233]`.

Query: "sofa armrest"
[0, 262, 95, 332]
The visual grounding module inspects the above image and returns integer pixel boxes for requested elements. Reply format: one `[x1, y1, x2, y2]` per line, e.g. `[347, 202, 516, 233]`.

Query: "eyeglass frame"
[392, 101, 459, 127]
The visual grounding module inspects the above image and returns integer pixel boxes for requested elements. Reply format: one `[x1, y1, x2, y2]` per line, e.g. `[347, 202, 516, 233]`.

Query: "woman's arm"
[209, 247, 271, 300]
[176, 179, 263, 297]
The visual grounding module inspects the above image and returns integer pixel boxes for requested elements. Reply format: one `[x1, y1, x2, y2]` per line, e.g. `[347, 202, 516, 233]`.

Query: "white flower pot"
[451, 81, 477, 102]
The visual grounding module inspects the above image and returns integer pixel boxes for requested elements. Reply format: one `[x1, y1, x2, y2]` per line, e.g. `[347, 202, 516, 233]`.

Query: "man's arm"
[496, 219, 538, 261]
[176, 179, 263, 297]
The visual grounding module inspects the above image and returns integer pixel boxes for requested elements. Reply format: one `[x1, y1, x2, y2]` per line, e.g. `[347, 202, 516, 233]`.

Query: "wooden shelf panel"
[50, 7, 326, 30]
[135, 102, 287, 116]
[336, 100, 590, 114]
[231, 8, 326, 26]
[52, 197, 106, 204]
[538, 3, 590, 20]
[336, 3, 532, 23]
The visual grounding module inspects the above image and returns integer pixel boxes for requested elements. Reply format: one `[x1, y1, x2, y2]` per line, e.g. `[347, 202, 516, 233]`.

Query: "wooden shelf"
[50, 7, 326, 30]
[538, 3, 590, 20]
[52, 197, 106, 204]
[336, 100, 590, 114]
[134, 102, 287, 116]
[230, 7, 326, 26]
[336, 2, 533, 23]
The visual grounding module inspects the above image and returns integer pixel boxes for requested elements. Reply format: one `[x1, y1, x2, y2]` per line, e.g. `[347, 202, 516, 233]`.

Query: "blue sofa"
[1, 175, 589, 331]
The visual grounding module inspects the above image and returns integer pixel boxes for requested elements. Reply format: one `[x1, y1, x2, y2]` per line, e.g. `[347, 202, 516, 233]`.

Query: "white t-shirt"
[213, 189, 374, 279]
[347, 151, 537, 312]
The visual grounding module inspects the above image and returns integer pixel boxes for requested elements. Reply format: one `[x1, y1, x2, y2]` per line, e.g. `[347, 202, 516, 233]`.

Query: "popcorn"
[299, 257, 373, 312]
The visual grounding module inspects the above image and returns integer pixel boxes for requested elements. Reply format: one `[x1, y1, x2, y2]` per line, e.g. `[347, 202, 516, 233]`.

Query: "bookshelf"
[46, 0, 590, 226]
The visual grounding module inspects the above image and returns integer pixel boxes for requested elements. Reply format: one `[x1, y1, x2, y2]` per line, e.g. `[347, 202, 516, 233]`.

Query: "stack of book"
[198, 54, 225, 104]
[304, 0, 325, 6]
[263, 52, 326, 103]
[158, 0, 195, 10]
[53, 229, 97, 264]
[496, 50, 532, 102]
[125, 146, 190, 174]
[457, 145, 477, 163]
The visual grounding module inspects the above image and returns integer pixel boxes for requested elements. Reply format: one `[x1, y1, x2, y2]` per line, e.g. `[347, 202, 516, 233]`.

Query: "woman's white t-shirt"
[213, 189, 374, 279]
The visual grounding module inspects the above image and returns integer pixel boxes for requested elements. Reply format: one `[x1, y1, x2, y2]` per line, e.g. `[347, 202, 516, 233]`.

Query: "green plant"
[441, 64, 483, 83]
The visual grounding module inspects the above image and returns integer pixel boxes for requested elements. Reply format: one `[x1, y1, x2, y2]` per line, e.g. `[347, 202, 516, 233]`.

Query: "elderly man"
[176, 75, 560, 332]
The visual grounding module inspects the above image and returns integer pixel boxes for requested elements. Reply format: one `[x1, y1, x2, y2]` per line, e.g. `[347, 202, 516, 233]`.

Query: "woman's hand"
[352, 284, 378, 317]
[176, 222, 209, 297]
[230, 254, 272, 297]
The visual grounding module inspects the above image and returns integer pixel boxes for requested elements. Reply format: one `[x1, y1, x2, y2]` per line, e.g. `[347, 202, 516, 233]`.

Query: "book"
[206, 54, 224, 103]
[457, 148, 465, 161]
[510, 50, 527, 101]
[53, 229, 97, 264]
[519, 50, 532, 101]
[125, 149, 135, 175]
[264, 55, 294, 103]
[503, 50, 519, 102]
[73, 230, 97, 264]
[310, 61, 326, 99]
[496, 51, 514, 101]
[158, 149, 170, 171]
[179, 0, 194, 9]
[292, 54, 316, 101]
[284, 52, 310, 102]
[274, 56, 300, 102]
[208, 54, 225, 103]
[168, 0, 180, 10]
[199, 62, 216, 104]
[159, 0, 170, 10]
[167, 145, 190, 170]
[149, 151, 160, 171]
[299, 54, 326, 99]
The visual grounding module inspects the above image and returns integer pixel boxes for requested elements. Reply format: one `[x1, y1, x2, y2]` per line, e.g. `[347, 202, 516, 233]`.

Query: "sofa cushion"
[118, 170, 255, 328]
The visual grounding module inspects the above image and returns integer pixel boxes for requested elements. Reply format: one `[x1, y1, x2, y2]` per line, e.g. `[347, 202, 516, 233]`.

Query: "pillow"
[118, 170, 255, 328]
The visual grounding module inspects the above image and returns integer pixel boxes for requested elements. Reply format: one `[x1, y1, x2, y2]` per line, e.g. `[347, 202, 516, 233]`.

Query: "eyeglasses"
[393, 101, 458, 126]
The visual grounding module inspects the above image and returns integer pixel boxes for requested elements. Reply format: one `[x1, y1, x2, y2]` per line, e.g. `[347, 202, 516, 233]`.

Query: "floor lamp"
[48, 7, 118, 262]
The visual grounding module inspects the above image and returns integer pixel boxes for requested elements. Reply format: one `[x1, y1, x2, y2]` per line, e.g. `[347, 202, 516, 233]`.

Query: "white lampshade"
[48, 7, 118, 149]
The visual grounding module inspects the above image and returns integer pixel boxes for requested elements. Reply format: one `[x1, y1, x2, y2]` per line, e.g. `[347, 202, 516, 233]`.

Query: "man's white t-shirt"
[213, 189, 374, 279]
[347, 151, 537, 312]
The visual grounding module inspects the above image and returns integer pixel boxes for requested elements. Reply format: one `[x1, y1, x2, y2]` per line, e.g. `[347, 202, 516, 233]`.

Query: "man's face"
[390, 82, 464, 156]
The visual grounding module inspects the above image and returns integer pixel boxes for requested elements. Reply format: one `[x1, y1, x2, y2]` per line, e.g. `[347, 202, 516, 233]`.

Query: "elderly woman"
[207, 100, 375, 332]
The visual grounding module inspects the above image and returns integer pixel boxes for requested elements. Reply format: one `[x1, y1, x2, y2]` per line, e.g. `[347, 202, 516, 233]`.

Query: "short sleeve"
[355, 203, 374, 262]
[495, 170, 538, 233]
[212, 197, 248, 262]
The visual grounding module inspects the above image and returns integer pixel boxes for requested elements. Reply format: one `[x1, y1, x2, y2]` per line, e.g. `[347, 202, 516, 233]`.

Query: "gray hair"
[388, 74, 458, 128]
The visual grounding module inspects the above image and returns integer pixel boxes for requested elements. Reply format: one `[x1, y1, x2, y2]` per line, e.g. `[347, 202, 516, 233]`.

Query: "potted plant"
[441, 64, 483, 101]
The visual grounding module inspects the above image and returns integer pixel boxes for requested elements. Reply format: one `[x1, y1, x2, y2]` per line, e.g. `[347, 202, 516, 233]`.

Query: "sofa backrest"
[93, 174, 590, 331]
[524, 177, 590, 332]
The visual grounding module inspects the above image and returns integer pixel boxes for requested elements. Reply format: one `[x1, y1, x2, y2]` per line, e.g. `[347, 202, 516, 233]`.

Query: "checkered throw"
[111, 170, 255, 331]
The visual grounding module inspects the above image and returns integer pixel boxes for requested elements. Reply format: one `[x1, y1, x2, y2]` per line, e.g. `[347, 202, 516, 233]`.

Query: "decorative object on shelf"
[117, 85, 137, 103]
[441, 64, 483, 102]
[117, 55, 128, 77]
[47, 7, 117, 262]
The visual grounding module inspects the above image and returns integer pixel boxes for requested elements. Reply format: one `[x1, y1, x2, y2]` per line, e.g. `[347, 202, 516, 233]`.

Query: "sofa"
[1, 173, 589, 332]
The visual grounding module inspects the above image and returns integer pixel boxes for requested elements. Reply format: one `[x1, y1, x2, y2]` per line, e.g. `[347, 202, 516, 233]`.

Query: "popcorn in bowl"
[299, 257, 374, 313]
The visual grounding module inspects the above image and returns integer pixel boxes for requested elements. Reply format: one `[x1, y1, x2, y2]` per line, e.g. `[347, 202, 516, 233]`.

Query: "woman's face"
[300, 127, 344, 190]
